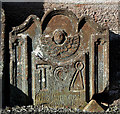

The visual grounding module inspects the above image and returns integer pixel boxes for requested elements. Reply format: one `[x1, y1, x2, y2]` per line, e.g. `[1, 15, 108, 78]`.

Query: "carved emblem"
[70, 62, 84, 91]
[54, 67, 67, 82]
[39, 8, 80, 65]
[53, 29, 66, 45]
[9, 8, 109, 110]
[37, 65, 51, 90]
[41, 33, 80, 60]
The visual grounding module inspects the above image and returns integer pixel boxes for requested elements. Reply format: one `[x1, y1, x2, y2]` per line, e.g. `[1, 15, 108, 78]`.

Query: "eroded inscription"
[36, 90, 86, 109]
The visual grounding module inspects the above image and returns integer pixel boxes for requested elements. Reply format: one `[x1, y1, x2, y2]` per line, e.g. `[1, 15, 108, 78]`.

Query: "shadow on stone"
[1, 2, 120, 110]
[2, 2, 45, 108]
[109, 31, 120, 105]
[10, 84, 32, 107]
[92, 31, 120, 110]
[92, 88, 109, 110]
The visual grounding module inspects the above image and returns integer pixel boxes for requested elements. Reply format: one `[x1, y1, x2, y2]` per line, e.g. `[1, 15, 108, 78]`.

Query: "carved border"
[41, 7, 79, 34]
[90, 31, 109, 99]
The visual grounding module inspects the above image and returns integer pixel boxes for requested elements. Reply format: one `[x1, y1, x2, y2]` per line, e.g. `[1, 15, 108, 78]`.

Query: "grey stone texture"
[43, 2, 119, 34]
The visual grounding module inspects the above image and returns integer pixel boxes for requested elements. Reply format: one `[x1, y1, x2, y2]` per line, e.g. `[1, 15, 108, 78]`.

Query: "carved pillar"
[9, 15, 41, 106]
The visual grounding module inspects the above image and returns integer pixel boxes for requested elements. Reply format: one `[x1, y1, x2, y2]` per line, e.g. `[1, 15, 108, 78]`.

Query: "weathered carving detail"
[70, 62, 84, 91]
[39, 8, 80, 65]
[37, 65, 51, 90]
[53, 29, 66, 45]
[54, 67, 67, 82]
[90, 34, 109, 99]
[40, 34, 80, 60]
[9, 8, 109, 111]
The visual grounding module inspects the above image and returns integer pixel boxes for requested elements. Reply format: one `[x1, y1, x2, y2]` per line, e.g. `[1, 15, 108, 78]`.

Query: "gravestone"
[9, 8, 109, 110]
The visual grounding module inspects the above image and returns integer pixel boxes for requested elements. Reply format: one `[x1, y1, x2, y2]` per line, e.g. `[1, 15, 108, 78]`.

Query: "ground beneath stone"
[1, 103, 120, 113]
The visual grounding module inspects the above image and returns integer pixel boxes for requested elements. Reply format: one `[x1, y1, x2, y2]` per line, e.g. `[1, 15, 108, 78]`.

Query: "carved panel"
[10, 36, 28, 94]
[90, 34, 109, 99]
[9, 8, 109, 110]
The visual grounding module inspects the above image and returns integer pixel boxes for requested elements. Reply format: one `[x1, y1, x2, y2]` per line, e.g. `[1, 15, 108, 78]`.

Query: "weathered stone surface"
[83, 100, 104, 112]
[43, 3, 119, 34]
[9, 7, 109, 111]
[0, 1, 119, 113]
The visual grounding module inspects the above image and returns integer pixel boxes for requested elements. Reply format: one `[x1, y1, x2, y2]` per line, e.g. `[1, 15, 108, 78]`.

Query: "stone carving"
[54, 67, 67, 82]
[40, 31, 80, 60]
[70, 62, 84, 91]
[37, 65, 51, 90]
[9, 8, 109, 111]
[33, 46, 45, 60]
[39, 8, 80, 65]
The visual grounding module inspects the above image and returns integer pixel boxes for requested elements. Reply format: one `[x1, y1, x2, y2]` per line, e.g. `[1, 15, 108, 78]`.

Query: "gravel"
[1, 105, 83, 113]
[106, 105, 120, 112]
[1, 103, 120, 113]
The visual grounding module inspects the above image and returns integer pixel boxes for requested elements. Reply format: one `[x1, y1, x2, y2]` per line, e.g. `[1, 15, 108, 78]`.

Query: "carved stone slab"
[9, 8, 109, 110]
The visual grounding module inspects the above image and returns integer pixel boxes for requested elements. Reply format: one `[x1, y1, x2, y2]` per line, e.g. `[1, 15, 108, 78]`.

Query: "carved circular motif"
[40, 8, 80, 64]
[75, 62, 84, 71]
[41, 33, 80, 61]
[53, 29, 66, 45]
